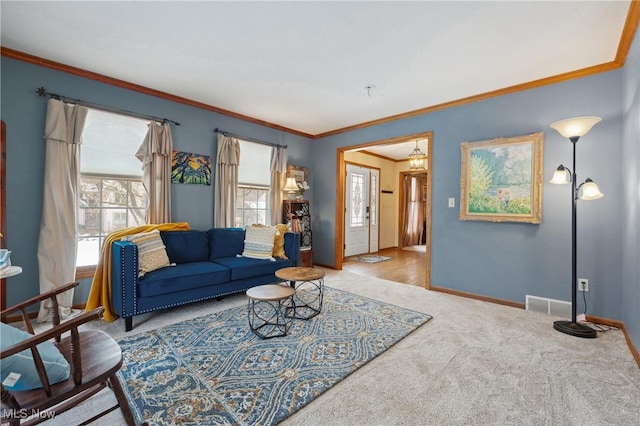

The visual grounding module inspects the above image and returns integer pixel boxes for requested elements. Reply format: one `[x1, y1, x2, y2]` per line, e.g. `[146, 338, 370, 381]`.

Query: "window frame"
[75, 108, 150, 278]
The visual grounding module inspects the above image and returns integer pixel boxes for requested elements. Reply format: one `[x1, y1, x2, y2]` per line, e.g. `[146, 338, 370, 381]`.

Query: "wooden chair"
[1, 281, 144, 425]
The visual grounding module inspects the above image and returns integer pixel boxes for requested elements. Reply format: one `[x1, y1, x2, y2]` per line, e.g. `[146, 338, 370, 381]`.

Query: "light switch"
[448, 198, 455, 208]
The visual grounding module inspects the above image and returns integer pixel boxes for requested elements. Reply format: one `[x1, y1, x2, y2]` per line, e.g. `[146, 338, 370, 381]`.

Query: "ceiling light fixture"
[408, 140, 426, 170]
[364, 84, 376, 97]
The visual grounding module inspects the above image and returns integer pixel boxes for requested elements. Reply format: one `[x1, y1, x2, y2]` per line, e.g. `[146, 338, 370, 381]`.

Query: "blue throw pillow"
[0, 322, 70, 391]
[161, 230, 209, 264]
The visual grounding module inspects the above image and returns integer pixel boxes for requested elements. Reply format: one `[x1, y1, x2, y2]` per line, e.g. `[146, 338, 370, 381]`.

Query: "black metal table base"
[247, 297, 294, 339]
[286, 278, 324, 320]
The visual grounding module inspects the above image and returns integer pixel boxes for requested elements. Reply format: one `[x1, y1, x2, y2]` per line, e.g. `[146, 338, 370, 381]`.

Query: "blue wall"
[0, 57, 313, 307]
[313, 71, 626, 323]
[622, 30, 640, 350]
[1, 38, 638, 353]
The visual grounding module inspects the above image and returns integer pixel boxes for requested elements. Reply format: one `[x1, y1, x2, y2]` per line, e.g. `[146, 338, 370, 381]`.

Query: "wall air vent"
[525, 295, 571, 319]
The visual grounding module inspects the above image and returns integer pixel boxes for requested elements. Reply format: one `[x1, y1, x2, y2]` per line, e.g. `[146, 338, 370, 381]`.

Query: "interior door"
[344, 164, 370, 257]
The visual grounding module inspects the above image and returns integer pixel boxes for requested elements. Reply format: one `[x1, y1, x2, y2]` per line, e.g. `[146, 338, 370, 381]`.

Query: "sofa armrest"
[284, 232, 301, 266]
[111, 240, 139, 321]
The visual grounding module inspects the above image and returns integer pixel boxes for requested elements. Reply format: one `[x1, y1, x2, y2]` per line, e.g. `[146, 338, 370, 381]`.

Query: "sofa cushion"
[161, 230, 209, 264]
[242, 225, 277, 260]
[0, 323, 70, 391]
[208, 228, 245, 260]
[137, 262, 231, 298]
[122, 229, 170, 277]
[213, 256, 292, 281]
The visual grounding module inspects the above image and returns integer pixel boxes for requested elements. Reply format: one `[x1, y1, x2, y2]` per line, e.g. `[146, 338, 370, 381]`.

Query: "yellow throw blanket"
[85, 222, 191, 322]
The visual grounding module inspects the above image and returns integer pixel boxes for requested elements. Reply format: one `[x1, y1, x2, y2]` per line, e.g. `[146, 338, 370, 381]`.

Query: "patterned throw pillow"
[251, 224, 289, 259]
[242, 226, 278, 260]
[122, 229, 171, 277]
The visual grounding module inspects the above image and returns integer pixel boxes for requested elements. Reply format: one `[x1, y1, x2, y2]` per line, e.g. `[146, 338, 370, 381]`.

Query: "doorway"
[336, 131, 433, 288]
[399, 171, 429, 250]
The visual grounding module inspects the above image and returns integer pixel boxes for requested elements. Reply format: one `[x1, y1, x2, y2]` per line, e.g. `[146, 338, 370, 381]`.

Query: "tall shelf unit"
[283, 200, 312, 267]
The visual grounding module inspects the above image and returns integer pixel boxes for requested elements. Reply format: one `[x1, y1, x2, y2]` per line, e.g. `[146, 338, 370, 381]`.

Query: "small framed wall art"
[171, 150, 212, 185]
[287, 165, 308, 184]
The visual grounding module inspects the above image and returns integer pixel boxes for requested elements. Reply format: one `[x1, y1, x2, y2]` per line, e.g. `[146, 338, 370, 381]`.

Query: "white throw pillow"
[242, 226, 278, 260]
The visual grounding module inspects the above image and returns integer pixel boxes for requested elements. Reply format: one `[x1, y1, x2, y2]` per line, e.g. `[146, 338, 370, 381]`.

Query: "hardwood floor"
[342, 246, 427, 287]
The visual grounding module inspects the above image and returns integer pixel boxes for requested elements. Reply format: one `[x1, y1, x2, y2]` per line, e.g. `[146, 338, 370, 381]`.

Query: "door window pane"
[350, 173, 365, 227]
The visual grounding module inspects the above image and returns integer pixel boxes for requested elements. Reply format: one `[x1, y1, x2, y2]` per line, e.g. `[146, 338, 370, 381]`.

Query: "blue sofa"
[111, 228, 300, 331]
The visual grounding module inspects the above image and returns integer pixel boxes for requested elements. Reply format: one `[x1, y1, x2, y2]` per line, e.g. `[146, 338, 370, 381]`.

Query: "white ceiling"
[0, 1, 631, 137]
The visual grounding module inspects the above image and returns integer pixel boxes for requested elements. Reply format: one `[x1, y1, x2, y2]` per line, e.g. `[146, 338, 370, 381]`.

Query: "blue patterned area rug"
[117, 287, 432, 425]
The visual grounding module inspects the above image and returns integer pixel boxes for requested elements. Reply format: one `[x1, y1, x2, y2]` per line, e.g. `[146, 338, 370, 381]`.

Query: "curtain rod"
[214, 128, 286, 149]
[36, 87, 180, 126]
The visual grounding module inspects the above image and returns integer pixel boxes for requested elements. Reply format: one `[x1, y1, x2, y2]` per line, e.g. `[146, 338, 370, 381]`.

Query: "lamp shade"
[550, 165, 570, 184]
[580, 178, 603, 200]
[550, 116, 601, 139]
[283, 177, 299, 193]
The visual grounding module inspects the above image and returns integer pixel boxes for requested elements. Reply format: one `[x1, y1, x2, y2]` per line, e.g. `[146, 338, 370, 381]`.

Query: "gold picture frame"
[287, 165, 308, 183]
[459, 132, 543, 224]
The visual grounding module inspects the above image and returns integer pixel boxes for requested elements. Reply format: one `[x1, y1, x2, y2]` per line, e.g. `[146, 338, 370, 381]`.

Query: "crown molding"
[0, 47, 314, 140]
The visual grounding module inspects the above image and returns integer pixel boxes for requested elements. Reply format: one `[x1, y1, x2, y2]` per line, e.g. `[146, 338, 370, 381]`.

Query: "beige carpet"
[44, 268, 639, 425]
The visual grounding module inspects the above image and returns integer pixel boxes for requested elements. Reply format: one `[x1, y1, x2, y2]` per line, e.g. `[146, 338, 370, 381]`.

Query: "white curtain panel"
[37, 99, 88, 322]
[136, 121, 173, 224]
[214, 134, 240, 227]
[269, 146, 287, 225]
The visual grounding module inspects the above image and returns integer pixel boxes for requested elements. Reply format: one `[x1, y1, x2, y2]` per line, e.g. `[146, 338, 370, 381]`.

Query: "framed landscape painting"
[459, 132, 543, 224]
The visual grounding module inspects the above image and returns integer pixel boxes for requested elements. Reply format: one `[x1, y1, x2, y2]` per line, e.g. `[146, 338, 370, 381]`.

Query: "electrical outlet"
[448, 198, 455, 208]
[578, 278, 589, 292]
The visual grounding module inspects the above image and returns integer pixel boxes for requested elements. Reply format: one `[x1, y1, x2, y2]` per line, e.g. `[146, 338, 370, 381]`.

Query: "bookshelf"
[283, 200, 312, 267]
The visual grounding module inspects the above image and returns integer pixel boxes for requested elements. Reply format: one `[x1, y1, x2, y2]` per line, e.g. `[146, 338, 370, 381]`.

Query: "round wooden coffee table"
[246, 284, 296, 339]
[275, 267, 325, 319]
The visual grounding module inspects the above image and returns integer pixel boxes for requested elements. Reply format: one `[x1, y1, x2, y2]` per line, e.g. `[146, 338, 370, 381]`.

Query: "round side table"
[275, 267, 325, 320]
[0, 265, 22, 279]
[1, 266, 22, 310]
[246, 284, 295, 339]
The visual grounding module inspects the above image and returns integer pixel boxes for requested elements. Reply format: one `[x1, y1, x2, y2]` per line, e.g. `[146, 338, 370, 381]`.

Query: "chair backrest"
[1, 282, 140, 425]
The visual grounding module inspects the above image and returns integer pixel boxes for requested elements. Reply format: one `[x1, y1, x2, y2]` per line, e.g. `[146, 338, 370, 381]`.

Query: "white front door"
[344, 164, 370, 257]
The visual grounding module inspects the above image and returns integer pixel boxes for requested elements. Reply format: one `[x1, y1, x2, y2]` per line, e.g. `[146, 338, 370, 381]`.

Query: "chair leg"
[125, 317, 133, 332]
[107, 374, 137, 426]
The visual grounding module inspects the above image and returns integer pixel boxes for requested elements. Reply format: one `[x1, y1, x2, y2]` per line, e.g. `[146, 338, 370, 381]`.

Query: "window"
[235, 187, 269, 227]
[235, 140, 272, 227]
[370, 174, 378, 226]
[77, 109, 150, 267]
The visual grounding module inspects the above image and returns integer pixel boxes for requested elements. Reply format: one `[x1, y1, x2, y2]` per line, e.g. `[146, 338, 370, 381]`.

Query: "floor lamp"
[549, 116, 603, 339]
